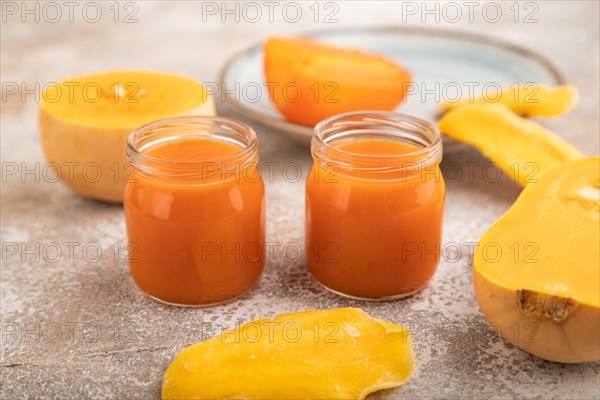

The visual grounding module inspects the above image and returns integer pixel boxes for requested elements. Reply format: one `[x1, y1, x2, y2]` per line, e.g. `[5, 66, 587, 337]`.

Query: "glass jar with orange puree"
[124, 116, 265, 306]
[306, 111, 445, 300]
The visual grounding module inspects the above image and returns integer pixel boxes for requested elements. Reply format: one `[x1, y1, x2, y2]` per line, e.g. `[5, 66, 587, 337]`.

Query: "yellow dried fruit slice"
[438, 103, 582, 185]
[440, 85, 579, 117]
[162, 308, 414, 399]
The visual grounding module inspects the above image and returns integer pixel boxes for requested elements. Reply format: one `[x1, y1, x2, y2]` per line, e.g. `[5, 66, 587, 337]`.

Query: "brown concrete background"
[1, 1, 599, 398]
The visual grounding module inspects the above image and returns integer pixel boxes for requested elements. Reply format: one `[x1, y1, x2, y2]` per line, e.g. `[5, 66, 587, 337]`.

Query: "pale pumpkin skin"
[473, 156, 600, 363]
[39, 104, 214, 203]
[473, 272, 600, 363]
[38, 71, 216, 203]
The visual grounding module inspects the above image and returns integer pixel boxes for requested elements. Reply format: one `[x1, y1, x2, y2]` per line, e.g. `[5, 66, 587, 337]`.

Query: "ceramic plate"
[219, 26, 563, 152]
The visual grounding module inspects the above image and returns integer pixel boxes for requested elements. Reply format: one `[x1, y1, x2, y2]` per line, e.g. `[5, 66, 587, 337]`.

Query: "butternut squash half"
[39, 71, 215, 202]
[162, 308, 414, 399]
[473, 156, 600, 363]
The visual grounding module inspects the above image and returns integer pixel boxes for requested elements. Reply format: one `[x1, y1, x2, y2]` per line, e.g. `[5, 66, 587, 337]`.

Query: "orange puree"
[124, 136, 265, 306]
[148, 138, 238, 160]
[306, 138, 445, 299]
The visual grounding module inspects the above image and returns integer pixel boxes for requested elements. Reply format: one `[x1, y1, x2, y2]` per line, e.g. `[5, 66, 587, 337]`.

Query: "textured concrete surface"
[1, 2, 599, 399]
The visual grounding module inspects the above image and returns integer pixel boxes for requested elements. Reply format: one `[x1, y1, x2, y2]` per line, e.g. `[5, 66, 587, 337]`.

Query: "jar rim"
[313, 111, 442, 163]
[127, 115, 258, 167]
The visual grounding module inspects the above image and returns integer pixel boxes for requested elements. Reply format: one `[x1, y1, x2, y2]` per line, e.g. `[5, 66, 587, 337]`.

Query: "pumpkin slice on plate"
[264, 37, 412, 126]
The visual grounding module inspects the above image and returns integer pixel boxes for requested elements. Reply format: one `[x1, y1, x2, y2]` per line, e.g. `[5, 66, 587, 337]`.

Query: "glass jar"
[306, 111, 445, 300]
[124, 116, 265, 306]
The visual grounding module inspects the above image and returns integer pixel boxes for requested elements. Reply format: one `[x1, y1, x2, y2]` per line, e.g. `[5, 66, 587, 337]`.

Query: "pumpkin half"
[473, 156, 600, 363]
[39, 70, 215, 202]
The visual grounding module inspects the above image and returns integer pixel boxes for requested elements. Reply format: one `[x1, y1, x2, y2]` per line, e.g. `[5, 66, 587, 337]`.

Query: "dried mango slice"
[441, 85, 578, 117]
[438, 103, 583, 185]
[162, 308, 414, 399]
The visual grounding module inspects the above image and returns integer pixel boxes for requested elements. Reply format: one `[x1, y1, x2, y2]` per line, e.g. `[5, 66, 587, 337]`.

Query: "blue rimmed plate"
[219, 26, 563, 153]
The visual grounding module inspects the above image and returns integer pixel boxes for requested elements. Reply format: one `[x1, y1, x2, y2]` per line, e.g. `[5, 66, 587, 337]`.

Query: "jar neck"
[127, 116, 258, 183]
[312, 111, 443, 180]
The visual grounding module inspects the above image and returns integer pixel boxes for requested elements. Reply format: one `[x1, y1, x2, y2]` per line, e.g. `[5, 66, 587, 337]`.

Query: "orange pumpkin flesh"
[264, 37, 412, 126]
